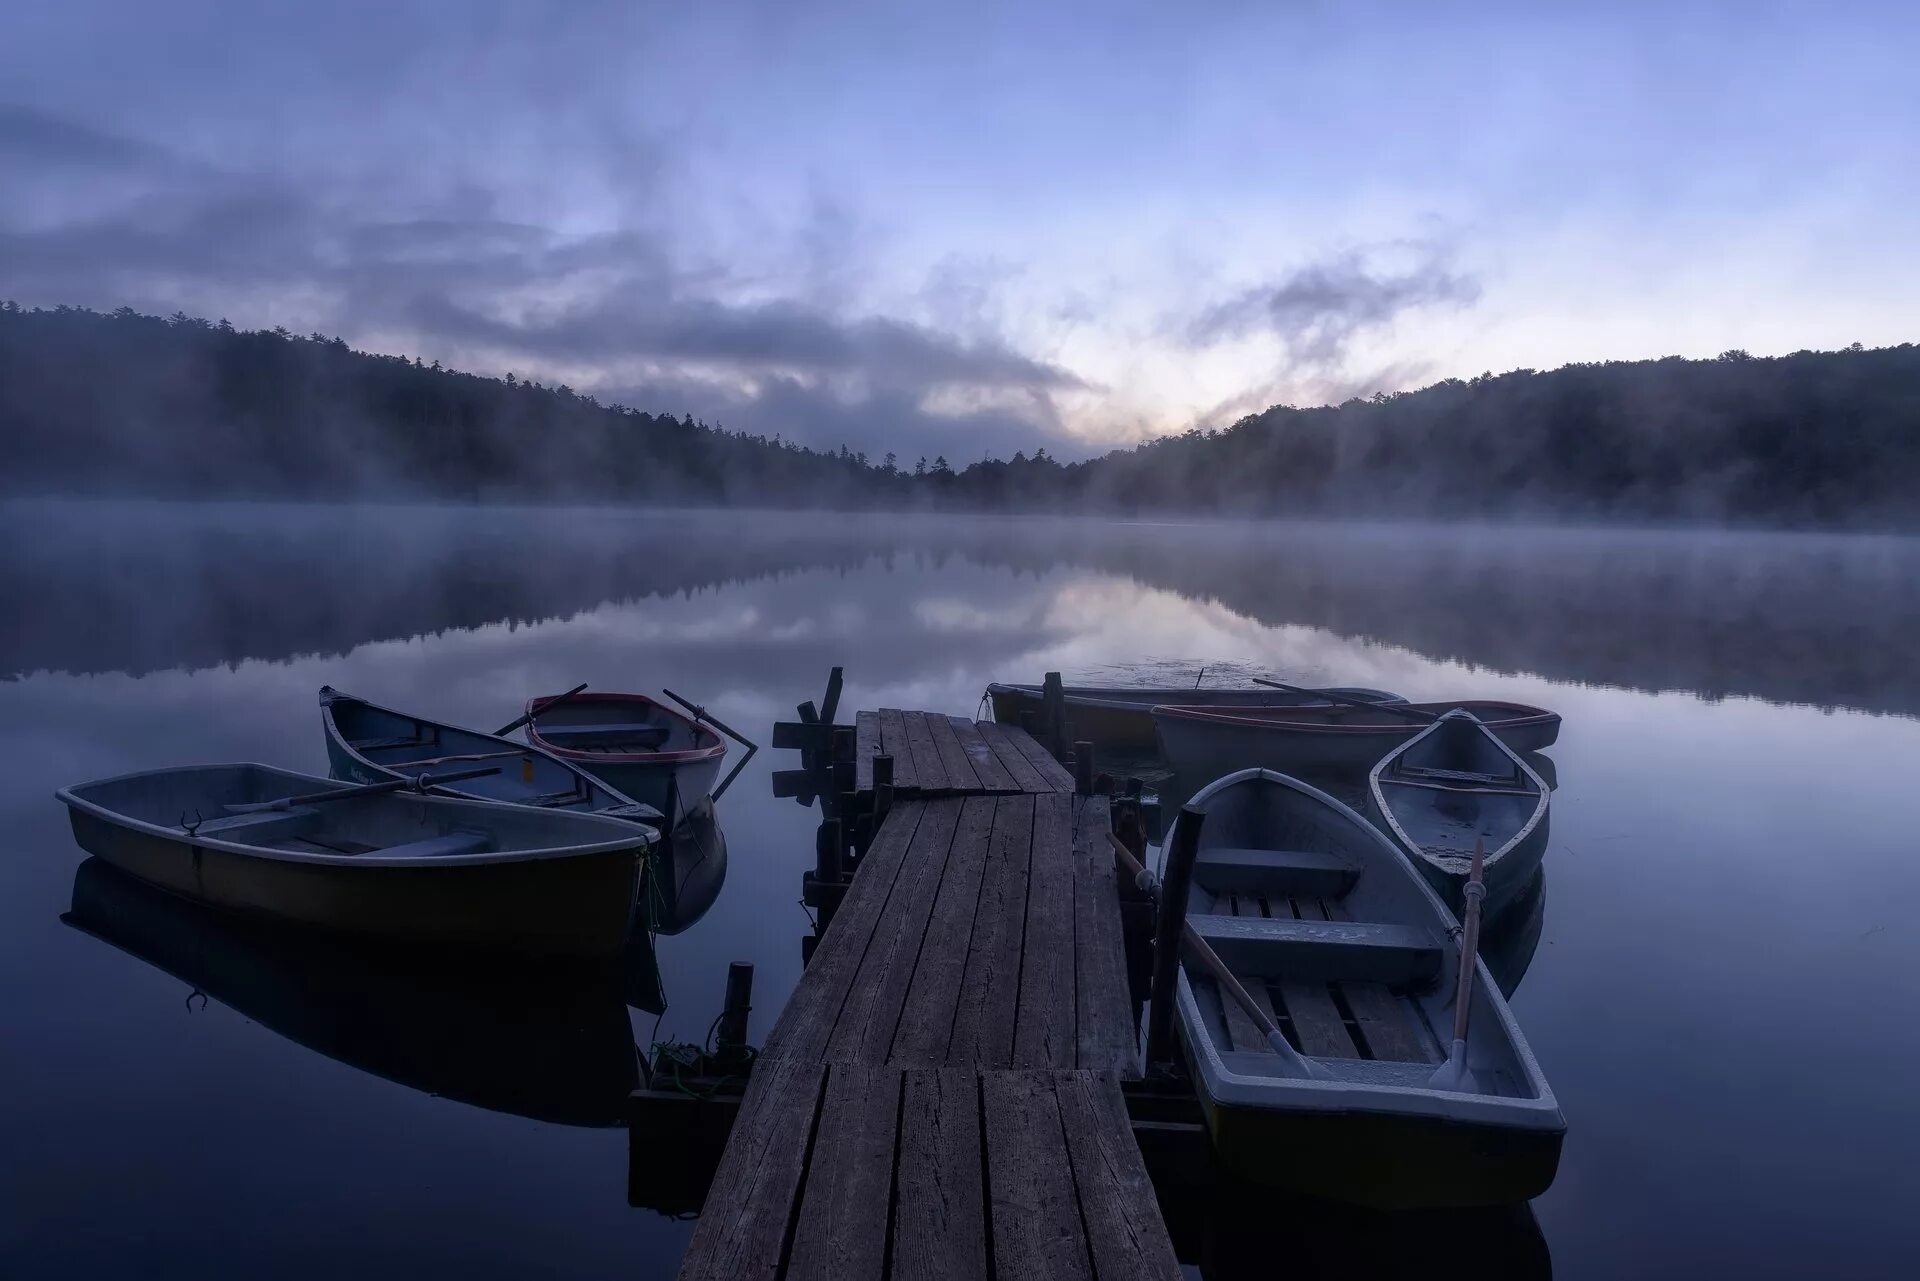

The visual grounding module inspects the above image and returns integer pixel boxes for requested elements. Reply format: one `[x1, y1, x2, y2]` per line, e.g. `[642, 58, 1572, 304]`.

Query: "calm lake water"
[4, 501, 1918, 1278]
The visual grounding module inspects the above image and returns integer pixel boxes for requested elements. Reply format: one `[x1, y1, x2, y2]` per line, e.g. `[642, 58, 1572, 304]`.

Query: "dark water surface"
[3, 502, 1917, 1278]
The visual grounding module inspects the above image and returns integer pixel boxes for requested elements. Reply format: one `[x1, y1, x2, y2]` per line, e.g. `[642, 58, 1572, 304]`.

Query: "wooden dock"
[678, 718, 1179, 1281]
[853, 708, 1077, 795]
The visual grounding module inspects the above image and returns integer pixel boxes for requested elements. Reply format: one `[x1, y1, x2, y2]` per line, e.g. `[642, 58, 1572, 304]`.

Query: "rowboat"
[1367, 709, 1550, 921]
[55, 763, 655, 957]
[63, 857, 641, 1123]
[986, 682, 1405, 753]
[1154, 699, 1560, 778]
[523, 691, 727, 818]
[1169, 768, 1563, 1207]
[320, 687, 663, 824]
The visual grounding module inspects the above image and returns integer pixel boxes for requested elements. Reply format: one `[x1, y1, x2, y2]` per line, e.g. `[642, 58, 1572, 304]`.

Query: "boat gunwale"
[56, 763, 654, 869]
[522, 691, 727, 767]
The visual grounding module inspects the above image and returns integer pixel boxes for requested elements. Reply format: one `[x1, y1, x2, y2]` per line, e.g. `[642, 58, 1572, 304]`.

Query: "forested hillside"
[4, 302, 1916, 525]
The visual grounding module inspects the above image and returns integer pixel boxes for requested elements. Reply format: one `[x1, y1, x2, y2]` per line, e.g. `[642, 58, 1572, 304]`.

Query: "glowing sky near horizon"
[2, 1, 1915, 460]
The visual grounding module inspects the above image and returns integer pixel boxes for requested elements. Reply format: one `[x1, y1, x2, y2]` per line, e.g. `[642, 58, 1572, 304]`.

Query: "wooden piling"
[1042, 671, 1067, 760]
[1144, 804, 1204, 1070]
[815, 816, 844, 894]
[1073, 740, 1094, 795]
[716, 962, 754, 1056]
[873, 753, 895, 819]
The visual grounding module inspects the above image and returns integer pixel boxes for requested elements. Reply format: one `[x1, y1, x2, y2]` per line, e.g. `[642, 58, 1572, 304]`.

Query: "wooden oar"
[1429, 836, 1487, 1091]
[494, 682, 589, 737]
[222, 765, 504, 814]
[1251, 677, 1438, 722]
[1107, 830, 1330, 1079]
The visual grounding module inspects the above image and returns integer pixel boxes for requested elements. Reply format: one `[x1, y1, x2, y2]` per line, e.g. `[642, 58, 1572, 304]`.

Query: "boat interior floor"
[1189, 843, 1444, 1065]
[1205, 886, 1442, 1066]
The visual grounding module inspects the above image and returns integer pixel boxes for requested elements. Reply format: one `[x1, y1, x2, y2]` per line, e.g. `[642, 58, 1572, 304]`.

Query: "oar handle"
[495, 682, 590, 737]
[1251, 677, 1437, 722]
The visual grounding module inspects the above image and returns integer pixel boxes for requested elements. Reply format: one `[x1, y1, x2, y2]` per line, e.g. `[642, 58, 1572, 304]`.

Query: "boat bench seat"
[541, 722, 671, 747]
[1396, 765, 1517, 786]
[350, 734, 435, 752]
[193, 808, 323, 840]
[372, 831, 495, 859]
[1195, 847, 1359, 898]
[1188, 913, 1442, 987]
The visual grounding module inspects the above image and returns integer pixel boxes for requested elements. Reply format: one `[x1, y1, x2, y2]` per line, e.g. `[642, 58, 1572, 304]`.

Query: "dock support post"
[830, 726, 857, 800]
[815, 817, 844, 885]
[1042, 671, 1067, 760]
[873, 754, 894, 819]
[716, 962, 754, 1058]
[1073, 740, 1094, 795]
[1145, 804, 1205, 1070]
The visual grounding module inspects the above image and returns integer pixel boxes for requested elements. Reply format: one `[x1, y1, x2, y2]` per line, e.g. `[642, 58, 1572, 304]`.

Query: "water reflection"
[64, 858, 643, 1126]
[7, 501, 1920, 718]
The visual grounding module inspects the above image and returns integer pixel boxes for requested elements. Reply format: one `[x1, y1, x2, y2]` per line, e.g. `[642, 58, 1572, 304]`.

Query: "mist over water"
[3, 501, 1917, 1278]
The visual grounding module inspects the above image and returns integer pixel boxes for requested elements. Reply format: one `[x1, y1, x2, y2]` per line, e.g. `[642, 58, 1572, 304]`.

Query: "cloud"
[1188, 247, 1481, 369]
[0, 103, 1086, 458]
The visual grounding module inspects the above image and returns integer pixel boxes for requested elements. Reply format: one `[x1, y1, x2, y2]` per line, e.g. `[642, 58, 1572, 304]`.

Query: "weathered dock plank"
[827, 800, 963, 1063]
[677, 1058, 826, 1281]
[926, 711, 984, 794]
[983, 1072, 1095, 1281]
[853, 710, 881, 793]
[892, 1070, 989, 1281]
[763, 802, 928, 1062]
[786, 1065, 899, 1281]
[1056, 1071, 1184, 1281]
[890, 796, 997, 1066]
[946, 795, 1034, 1067]
[973, 718, 1051, 793]
[1008, 724, 1078, 792]
[1013, 794, 1078, 1068]
[948, 715, 1018, 792]
[878, 707, 920, 792]
[901, 710, 950, 794]
[1071, 796, 1139, 1077]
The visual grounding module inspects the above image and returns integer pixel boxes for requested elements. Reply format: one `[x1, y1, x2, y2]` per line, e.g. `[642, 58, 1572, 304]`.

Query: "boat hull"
[1155, 700, 1559, 780]
[987, 683, 1404, 754]
[1190, 1072, 1566, 1209]
[63, 805, 642, 959]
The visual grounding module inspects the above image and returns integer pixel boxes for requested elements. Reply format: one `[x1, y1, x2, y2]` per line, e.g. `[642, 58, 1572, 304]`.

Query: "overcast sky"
[3, 1, 1915, 460]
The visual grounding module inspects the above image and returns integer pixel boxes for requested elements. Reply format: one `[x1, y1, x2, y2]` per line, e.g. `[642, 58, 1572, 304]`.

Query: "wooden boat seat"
[1394, 764, 1517, 786]
[1195, 847, 1358, 898]
[193, 808, 322, 839]
[539, 722, 671, 748]
[371, 831, 494, 859]
[350, 734, 436, 752]
[1188, 913, 1442, 986]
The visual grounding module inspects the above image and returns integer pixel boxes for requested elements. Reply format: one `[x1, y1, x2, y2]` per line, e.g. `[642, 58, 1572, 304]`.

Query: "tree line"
[3, 301, 1916, 525]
